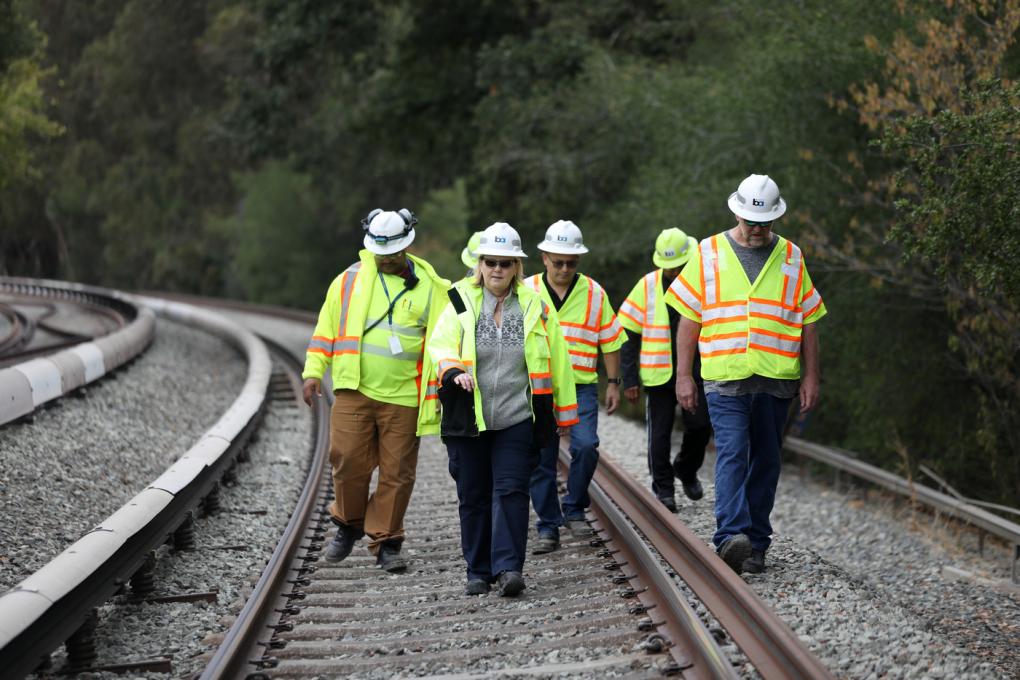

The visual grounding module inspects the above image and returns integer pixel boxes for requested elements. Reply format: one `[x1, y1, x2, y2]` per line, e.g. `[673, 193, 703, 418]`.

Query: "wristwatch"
[606, 377, 622, 385]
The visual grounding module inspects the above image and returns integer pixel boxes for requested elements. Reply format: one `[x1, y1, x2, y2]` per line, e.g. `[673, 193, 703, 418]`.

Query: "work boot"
[717, 534, 752, 575]
[658, 496, 678, 513]
[465, 579, 490, 596]
[680, 478, 704, 501]
[565, 519, 594, 538]
[376, 541, 407, 573]
[323, 523, 358, 563]
[497, 571, 526, 597]
[531, 533, 560, 555]
[743, 548, 767, 574]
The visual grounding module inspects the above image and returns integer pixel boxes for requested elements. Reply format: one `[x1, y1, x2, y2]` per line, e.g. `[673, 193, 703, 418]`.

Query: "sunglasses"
[482, 258, 515, 270]
[549, 259, 579, 270]
[744, 220, 773, 229]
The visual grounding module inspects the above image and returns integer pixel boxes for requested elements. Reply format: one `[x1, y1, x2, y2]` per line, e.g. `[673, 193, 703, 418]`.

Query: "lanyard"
[371, 260, 415, 334]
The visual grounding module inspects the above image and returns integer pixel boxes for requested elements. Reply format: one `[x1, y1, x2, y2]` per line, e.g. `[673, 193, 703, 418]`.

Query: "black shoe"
[376, 542, 407, 573]
[531, 534, 560, 555]
[681, 478, 704, 501]
[658, 496, 678, 513]
[497, 571, 526, 597]
[323, 524, 358, 563]
[718, 534, 752, 575]
[465, 579, 490, 595]
[743, 548, 766, 574]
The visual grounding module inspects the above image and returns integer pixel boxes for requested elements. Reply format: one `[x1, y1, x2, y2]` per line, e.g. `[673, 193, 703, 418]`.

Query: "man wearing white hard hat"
[302, 208, 450, 574]
[523, 220, 625, 554]
[666, 175, 826, 576]
[618, 228, 712, 514]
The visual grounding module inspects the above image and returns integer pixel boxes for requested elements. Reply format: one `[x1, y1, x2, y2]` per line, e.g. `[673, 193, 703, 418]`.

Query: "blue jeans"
[529, 383, 600, 535]
[445, 418, 536, 582]
[706, 392, 791, 552]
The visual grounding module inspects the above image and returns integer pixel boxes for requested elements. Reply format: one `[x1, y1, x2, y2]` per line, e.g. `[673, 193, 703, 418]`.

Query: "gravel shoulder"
[598, 410, 1018, 680]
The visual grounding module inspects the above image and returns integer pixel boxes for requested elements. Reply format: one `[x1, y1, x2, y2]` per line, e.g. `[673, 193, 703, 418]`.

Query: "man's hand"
[302, 378, 322, 407]
[676, 376, 699, 413]
[799, 374, 820, 413]
[624, 386, 640, 404]
[605, 383, 620, 415]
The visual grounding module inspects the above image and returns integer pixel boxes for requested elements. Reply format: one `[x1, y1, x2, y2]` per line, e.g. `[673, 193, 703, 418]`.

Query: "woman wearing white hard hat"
[427, 222, 578, 597]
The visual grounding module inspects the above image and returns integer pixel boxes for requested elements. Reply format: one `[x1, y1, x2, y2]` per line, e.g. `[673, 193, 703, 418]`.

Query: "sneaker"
[658, 496, 678, 513]
[717, 534, 752, 575]
[497, 571, 526, 597]
[531, 534, 560, 555]
[680, 478, 704, 501]
[376, 542, 407, 573]
[465, 579, 490, 595]
[323, 524, 358, 563]
[743, 548, 766, 574]
[565, 519, 594, 538]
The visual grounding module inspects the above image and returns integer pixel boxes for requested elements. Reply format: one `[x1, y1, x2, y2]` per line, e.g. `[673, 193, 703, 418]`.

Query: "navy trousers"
[445, 418, 536, 582]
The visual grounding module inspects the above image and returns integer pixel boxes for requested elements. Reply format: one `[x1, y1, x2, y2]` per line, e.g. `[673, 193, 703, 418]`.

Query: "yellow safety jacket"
[302, 249, 451, 435]
[523, 274, 624, 384]
[427, 280, 579, 432]
[666, 233, 826, 381]
[618, 269, 674, 387]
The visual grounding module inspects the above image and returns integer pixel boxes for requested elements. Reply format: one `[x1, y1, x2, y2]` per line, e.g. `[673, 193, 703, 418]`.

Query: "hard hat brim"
[475, 246, 528, 258]
[652, 235, 697, 269]
[728, 193, 787, 222]
[364, 229, 416, 255]
[461, 247, 477, 269]
[537, 242, 589, 255]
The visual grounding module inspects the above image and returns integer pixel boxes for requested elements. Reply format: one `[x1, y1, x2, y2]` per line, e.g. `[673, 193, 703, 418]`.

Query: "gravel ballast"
[599, 408, 1018, 679]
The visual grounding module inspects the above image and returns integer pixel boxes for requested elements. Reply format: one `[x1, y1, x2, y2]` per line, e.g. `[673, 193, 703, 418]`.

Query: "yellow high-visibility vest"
[427, 280, 579, 432]
[618, 269, 674, 387]
[666, 233, 826, 381]
[302, 249, 451, 435]
[523, 274, 624, 384]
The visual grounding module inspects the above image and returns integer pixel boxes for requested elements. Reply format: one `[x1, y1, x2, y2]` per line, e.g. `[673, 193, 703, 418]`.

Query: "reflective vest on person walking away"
[427, 280, 579, 433]
[523, 274, 624, 384]
[302, 249, 451, 435]
[618, 269, 674, 387]
[665, 233, 826, 381]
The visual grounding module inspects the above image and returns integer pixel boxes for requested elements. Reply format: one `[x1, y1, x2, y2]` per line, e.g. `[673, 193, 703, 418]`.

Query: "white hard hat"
[475, 222, 528, 258]
[727, 174, 787, 222]
[537, 220, 589, 255]
[362, 208, 417, 255]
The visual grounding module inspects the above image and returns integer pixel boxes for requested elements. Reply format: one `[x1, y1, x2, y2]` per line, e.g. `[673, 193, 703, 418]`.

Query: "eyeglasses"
[744, 220, 773, 229]
[549, 259, 579, 270]
[482, 258, 515, 270]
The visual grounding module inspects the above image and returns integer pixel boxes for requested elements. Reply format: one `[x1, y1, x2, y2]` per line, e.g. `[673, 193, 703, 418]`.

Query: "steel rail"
[0, 303, 27, 353]
[200, 337, 330, 680]
[785, 436, 1020, 582]
[581, 450, 835, 680]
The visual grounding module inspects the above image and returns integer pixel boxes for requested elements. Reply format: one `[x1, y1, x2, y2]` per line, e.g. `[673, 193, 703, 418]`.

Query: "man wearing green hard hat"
[618, 228, 712, 513]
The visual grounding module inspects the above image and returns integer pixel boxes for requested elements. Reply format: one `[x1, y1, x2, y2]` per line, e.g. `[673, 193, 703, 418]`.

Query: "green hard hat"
[652, 228, 698, 268]
[461, 230, 484, 268]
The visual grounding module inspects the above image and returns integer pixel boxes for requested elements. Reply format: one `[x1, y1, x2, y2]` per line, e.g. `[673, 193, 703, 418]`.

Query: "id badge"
[388, 335, 403, 355]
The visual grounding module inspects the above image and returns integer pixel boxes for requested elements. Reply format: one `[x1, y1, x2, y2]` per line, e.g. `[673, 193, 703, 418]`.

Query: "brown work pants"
[329, 389, 420, 554]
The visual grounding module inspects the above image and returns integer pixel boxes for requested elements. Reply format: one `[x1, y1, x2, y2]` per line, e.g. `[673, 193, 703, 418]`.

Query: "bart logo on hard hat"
[752, 198, 765, 207]
[495, 236, 507, 243]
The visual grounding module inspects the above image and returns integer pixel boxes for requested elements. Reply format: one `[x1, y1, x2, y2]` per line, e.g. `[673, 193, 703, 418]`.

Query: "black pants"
[646, 383, 712, 501]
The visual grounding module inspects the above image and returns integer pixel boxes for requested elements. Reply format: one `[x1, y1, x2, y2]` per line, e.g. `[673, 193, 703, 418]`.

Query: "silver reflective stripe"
[782, 244, 802, 307]
[703, 304, 747, 323]
[802, 289, 821, 314]
[599, 317, 622, 341]
[570, 354, 597, 369]
[586, 283, 602, 329]
[562, 326, 598, 344]
[334, 340, 358, 352]
[439, 359, 465, 375]
[670, 277, 702, 314]
[643, 272, 656, 327]
[425, 383, 438, 397]
[557, 407, 578, 423]
[699, 335, 747, 353]
[416, 290, 431, 326]
[360, 342, 419, 361]
[639, 353, 671, 366]
[643, 327, 671, 340]
[308, 338, 332, 352]
[750, 331, 800, 354]
[339, 264, 360, 331]
[701, 239, 717, 306]
[531, 376, 552, 391]
[748, 300, 800, 325]
[619, 298, 643, 324]
[366, 319, 425, 336]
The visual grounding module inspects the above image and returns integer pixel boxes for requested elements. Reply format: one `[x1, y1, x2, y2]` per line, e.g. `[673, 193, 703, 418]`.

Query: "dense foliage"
[1, 0, 1017, 505]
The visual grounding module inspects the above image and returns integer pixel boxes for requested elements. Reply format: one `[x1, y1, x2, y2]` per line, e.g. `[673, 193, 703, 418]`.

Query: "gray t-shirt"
[475, 288, 532, 430]
[703, 232, 799, 400]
